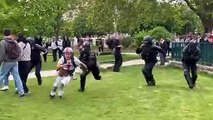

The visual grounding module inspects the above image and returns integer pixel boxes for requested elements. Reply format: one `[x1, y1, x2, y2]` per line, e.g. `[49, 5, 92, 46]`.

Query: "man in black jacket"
[113, 39, 123, 72]
[136, 36, 164, 86]
[62, 36, 71, 50]
[29, 37, 46, 85]
[181, 40, 201, 89]
[78, 41, 101, 92]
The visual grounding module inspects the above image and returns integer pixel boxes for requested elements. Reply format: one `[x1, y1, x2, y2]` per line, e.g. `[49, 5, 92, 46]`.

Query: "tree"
[19, 0, 78, 38]
[0, 0, 24, 35]
[183, 0, 213, 33]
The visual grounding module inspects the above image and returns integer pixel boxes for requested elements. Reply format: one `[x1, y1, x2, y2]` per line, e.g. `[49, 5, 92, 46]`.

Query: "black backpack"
[5, 39, 21, 59]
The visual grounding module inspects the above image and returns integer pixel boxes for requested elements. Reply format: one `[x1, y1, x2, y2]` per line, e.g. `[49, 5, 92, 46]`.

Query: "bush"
[134, 31, 150, 47]
[149, 26, 172, 41]
[121, 36, 133, 48]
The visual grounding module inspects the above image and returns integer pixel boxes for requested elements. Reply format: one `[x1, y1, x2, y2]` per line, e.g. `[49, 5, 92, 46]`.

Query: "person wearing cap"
[136, 36, 164, 86]
[49, 47, 87, 99]
[181, 40, 201, 89]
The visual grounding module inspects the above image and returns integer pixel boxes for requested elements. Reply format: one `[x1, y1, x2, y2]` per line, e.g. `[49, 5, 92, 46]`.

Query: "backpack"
[5, 39, 21, 59]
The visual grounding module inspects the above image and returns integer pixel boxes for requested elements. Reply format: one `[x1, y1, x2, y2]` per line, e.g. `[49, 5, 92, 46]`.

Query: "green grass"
[42, 54, 140, 70]
[1, 66, 213, 120]
[97, 54, 139, 63]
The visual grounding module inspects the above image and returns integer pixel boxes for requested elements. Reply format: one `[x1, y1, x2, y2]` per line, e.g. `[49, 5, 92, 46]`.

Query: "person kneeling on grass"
[49, 47, 87, 99]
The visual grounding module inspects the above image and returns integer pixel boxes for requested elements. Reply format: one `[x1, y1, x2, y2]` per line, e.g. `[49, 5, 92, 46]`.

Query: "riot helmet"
[143, 36, 153, 46]
[82, 41, 91, 52]
[188, 40, 197, 53]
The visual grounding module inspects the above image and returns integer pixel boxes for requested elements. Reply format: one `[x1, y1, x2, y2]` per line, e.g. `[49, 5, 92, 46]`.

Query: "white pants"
[53, 75, 73, 87]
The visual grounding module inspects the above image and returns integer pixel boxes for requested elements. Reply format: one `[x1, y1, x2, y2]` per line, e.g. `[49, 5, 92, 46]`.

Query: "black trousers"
[18, 61, 31, 93]
[80, 66, 101, 90]
[52, 49, 58, 62]
[58, 49, 63, 59]
[142, 62, 156, 85]
[113, 54, 123, 72]
[183, 62, 197, 86]
[29, 61, 42, 85]
[43, 53, 47, 62]
[98, 46, 104, 53]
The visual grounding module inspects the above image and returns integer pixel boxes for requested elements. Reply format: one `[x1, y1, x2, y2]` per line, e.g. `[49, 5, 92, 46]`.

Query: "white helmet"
[63, 47, 73, 54]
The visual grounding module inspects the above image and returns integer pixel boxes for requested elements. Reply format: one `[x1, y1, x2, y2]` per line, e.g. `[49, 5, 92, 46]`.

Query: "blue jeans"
[1, 73, 10, 86]
[0, 62, 24, 95]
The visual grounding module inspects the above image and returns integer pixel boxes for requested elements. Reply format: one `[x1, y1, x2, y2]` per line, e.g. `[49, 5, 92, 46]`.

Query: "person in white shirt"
[49, 47, 87, 99]
[51, 38, 58, 62]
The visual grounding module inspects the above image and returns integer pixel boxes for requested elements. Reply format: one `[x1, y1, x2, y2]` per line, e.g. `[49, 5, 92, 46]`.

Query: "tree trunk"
[199, 15, 213, 33]
[54, 15, 62, 41]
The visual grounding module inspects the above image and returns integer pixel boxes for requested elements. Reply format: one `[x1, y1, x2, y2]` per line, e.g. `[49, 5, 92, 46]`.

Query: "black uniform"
[79, 42, 101, 92]
[29, 38, 46, 85]
[113, 39, 123, 72]
[136, 36, 164, 86]
[181, 42, 201, 89]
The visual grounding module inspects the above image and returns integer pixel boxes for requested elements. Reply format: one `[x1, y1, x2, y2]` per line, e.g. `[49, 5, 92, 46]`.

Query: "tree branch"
[184, 0, 201, 16]
[183, 0, 198, 13]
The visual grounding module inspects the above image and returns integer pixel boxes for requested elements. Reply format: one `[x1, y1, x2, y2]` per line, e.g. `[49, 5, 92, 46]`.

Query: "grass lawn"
[42, 54, 140, 70]
[1, 66, 213, 120]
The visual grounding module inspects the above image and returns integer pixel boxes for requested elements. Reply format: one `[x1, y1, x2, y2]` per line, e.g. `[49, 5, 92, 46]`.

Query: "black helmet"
[82, 41, 91, 51]
[143, 36, 153, 45]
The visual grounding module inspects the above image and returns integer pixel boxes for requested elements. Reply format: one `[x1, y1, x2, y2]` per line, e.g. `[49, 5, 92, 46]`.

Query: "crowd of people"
[0, 28, 206, 98]
[0, 29, 105, 98]
[172, 32, 213, 43]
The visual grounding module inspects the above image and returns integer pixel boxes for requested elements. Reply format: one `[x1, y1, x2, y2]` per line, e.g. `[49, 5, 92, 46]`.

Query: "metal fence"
[171, 42, 213, 66]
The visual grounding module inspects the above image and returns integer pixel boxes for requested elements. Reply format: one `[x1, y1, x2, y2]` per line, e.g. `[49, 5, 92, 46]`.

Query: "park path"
[9, 53, 144, 80]
[8, 52, 170, 80]
[9, 59, 143, 80]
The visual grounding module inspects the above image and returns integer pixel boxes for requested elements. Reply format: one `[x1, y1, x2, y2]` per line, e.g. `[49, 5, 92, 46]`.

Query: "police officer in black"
[136, 36, 164, 86]
[79, 41, 101, 92]
[113, 39, 123, 72]
[181, 40, 200, 89]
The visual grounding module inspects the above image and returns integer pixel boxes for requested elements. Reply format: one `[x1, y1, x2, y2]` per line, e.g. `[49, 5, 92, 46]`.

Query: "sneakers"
[0, 86, 9, 91]
[58, 90, 64, 97]
[18, 94, 25, 98]
[24, 91, 31, 95]
[78, 88, 85, 92]
[49, 91, 56, 99]
[147, 81, 155, 86]
[38, 80, 42, 86]
[49, 91, 64, 99]
[189, 84, 194, 89]
[15, 88, 18, 94]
